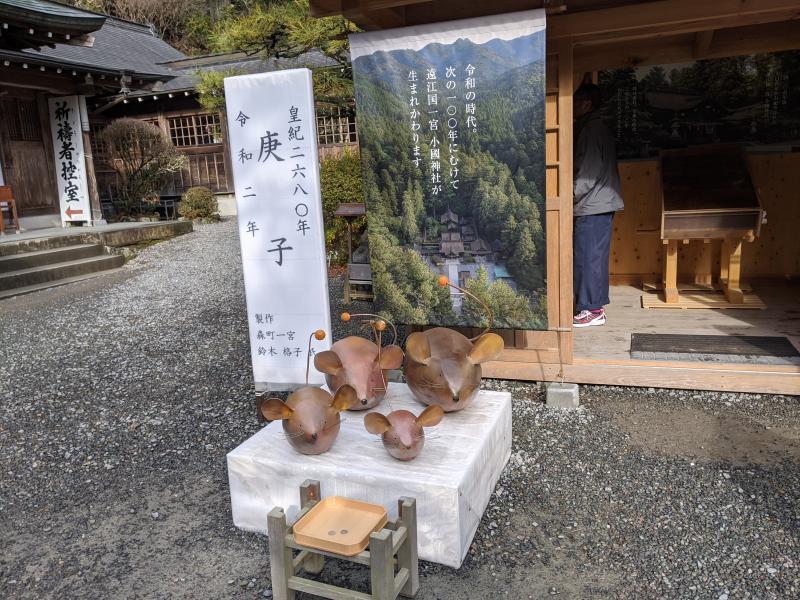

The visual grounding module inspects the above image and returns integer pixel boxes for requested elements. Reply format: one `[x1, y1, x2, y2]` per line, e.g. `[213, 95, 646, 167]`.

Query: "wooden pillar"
[719, 238, 730, 283]
[663, 239, 679, 303]
[694, 239, 713, 287]
[219, 110, 235, 193]
[722, 237, 744, 304]
[556, 37, 574, 361]
[267, 508, 295, 600]
[82, 130, 102, 224]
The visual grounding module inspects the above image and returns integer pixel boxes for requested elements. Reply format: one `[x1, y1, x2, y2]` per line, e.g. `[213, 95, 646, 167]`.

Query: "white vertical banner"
[224, 69, 331, 391]
[48, 95, 91, 225]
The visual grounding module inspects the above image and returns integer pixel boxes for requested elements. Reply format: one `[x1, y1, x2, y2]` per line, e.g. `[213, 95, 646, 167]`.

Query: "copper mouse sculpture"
[314, 313, 404, 410]
[260, 384, 356, 455]
[364, 405, 444, 461]
[404, 277, 505, 412]
[258, 330, 357, 455]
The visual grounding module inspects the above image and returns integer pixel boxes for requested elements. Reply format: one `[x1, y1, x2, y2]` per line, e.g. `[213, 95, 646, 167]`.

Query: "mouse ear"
[364, 412, 391, 435]
[259, 398, 293, 421]
[314, 350, 343, 376]
[467, 333, 505, 364]
[416, 405, 444, 427]
[330, 384, 357, 412]
[378, 345, 404, 370]
[405, 332, 431, 365]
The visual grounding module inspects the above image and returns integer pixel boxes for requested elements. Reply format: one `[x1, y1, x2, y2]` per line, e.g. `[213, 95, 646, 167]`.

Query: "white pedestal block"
[227, 382, 512, 568]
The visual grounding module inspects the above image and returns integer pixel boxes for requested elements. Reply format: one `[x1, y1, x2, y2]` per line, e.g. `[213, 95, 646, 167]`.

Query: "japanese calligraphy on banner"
[48, 95, 91, 224]
[350, 10, 547, 330]
[224, 69, 331, 391]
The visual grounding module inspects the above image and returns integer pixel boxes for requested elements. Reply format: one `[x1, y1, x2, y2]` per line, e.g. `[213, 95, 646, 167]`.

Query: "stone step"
[0, 267, 126, 300]
[0, 244, 104, 274]
[0, 254, 125, 291]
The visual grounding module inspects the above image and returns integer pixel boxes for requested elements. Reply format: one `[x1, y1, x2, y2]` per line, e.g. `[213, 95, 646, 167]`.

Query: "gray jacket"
[573, 111, 624, 216]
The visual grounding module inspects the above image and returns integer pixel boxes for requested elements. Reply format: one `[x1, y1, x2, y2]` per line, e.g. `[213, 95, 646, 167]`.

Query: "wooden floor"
[481, 283, 799, 395]
[574, 284, 800, 361]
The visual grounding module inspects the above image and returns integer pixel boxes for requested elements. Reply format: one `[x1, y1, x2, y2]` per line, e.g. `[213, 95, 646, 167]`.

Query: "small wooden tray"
[293, 496, 388, 556]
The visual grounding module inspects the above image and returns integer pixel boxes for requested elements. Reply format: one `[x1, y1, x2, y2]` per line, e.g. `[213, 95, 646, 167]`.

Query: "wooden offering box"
[658, 145, 764, 305]
[660, 145, 763, 240]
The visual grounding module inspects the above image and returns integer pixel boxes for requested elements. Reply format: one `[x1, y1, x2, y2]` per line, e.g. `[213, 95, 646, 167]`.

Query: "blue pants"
[573, 212, 614, 312]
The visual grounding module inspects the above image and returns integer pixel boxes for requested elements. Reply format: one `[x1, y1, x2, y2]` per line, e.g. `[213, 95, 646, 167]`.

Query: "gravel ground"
[1, 219, 798, 599]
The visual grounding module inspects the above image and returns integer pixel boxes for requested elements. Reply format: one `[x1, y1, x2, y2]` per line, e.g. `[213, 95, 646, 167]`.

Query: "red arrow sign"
[65, 206, 84, 219]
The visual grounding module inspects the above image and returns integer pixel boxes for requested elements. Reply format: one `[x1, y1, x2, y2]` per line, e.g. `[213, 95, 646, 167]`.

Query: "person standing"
[572, 83, 624, 327]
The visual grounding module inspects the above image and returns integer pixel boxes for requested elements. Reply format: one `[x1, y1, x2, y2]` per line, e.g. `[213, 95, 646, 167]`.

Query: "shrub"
[179, 186, 219, 221]
[99, 118, 186, 216]
[320, 149, 365, 263]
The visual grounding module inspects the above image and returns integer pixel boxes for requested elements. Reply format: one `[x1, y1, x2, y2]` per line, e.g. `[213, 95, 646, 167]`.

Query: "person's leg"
[593, 212, 614, 309]
[577, 214, 608, 312]
[573, 216, 591, 312]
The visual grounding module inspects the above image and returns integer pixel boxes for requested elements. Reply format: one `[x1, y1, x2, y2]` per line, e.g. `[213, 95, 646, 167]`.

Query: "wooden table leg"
[663, 239, 679, 304]
[299, 481, 325, 575]
[721, 237, 744, 304]
[267, 508, 295, 600]
[719, 238, 730, 284]
[369, 529, 394, 600]
[694, 239, 714, 287]
[397, 498, 419, 598]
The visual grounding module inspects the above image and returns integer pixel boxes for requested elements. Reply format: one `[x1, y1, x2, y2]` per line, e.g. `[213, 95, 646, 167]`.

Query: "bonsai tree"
[99, 118, 186, 216]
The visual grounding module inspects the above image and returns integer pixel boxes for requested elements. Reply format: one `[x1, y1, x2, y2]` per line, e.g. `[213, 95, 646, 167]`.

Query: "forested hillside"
[353, 30, 547, 329]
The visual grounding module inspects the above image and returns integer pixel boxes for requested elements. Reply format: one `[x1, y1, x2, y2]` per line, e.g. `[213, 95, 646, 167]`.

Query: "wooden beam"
[483, 358, 800, 395]
[309, 0, 343, 17]
[574, 19, 800, 72]
[343, 0, 407, 29]
[549, 0, 800, 44]
[692, 29, 714, 58]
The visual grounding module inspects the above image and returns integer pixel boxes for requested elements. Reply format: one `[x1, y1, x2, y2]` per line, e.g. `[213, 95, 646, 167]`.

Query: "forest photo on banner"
[350, 10, 547, 330]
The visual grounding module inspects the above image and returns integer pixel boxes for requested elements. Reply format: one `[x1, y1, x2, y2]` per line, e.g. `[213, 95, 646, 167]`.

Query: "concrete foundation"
[546, 382, 580, 409]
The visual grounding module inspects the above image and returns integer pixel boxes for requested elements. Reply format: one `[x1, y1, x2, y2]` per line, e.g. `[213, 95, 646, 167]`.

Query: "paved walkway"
[1, 220, 798, 599]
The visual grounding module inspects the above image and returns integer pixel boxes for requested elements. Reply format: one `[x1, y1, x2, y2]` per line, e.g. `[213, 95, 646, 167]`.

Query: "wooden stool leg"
[0, 203, 4, 235]
[694, 240, 713, 286]
[663, 240, 679, 304]
[722, 238, 744, 304]
[11, 199, 20, 233]
[267, 508, 295, 600]
[299, 481, 325, 576]
[369, 529, 394, 600]
[397, 498, 419, 598]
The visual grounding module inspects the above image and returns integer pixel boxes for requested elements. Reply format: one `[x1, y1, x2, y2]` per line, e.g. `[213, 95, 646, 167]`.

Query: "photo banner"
[48, 95, 91, 225]
[224, 69, 331, 391]
[350, 9, 548, 330]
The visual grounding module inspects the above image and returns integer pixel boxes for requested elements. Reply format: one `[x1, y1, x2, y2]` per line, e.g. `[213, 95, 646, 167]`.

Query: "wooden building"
[0, 0, 182, 229]
[0, 0, 359, 228]
[93, 50, 360, 215]
[310, 0, 800, 395]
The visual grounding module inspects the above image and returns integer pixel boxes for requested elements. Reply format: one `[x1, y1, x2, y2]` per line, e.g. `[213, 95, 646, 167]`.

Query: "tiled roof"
[127, 49, 339, 96]
[13, 15, 184, 78]
[0, 0, 105, 24]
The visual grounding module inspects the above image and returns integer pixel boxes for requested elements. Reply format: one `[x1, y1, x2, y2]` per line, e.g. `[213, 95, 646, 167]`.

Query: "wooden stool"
[0, 186, 21, 235]
[268, 480, 419, 600]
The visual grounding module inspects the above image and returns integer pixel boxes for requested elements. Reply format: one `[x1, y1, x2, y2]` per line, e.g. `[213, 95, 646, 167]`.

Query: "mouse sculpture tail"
[437, 276, 494, 341]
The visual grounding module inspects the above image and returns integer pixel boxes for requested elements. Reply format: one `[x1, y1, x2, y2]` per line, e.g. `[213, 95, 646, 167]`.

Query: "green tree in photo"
[462, 266, 542, 329]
